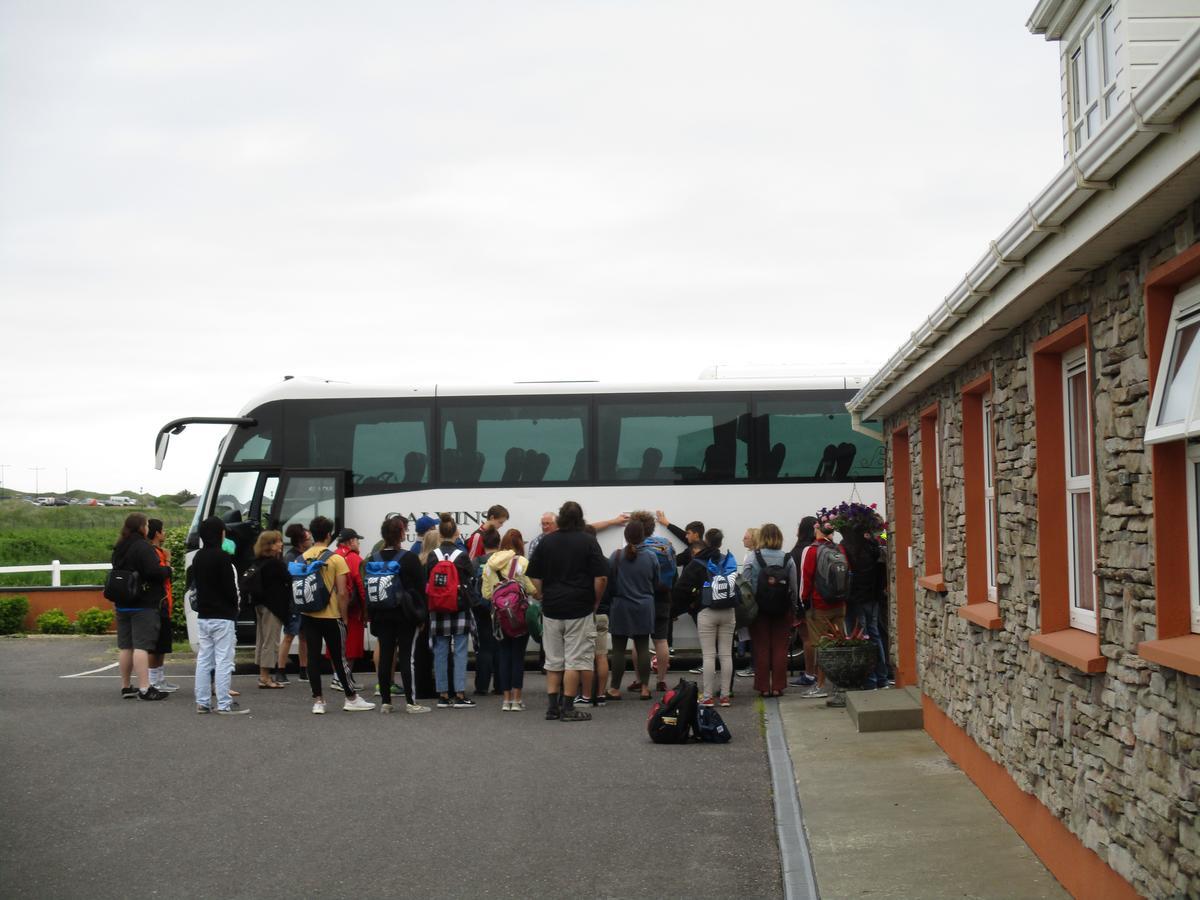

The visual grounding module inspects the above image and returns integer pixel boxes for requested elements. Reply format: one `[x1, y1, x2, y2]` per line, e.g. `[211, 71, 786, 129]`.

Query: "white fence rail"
[0, 562, 111, 586]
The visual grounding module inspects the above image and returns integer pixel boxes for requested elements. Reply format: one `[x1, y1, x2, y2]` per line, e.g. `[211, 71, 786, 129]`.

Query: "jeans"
[433, 632, 469, 694]
[195, 618, 236, 711]
[859, 601, 891, 687]
[472, 607, 496, 693]
[697, 607, 736, 699]
[495, 634, 530, 692]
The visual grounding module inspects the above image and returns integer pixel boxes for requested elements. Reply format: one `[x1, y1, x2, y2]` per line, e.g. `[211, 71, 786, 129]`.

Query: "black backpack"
[695, 706, 732, 743]
[754, 550, 793, 617]
[238, 561, 263, 613]
[647, 678, 699, 744]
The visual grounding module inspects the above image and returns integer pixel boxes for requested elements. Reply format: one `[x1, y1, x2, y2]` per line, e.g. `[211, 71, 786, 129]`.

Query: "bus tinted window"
[440, 402, 588, 485]
[226, 403, 280, 464]
[598, 399, 750, 482]
[757, 398, 884, 480]
[299, 404, 431, 493]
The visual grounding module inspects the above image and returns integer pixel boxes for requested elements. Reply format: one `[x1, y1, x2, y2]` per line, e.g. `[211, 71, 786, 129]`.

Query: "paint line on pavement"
[765, 697, 820, 900]
[60, 662, 120, 678]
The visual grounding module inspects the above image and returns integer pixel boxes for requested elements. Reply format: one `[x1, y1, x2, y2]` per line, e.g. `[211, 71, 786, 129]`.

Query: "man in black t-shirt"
[527, 501, 608, 721]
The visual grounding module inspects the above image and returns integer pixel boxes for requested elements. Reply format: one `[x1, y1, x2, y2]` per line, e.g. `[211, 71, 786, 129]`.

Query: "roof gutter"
[848, 26, 1200, 422]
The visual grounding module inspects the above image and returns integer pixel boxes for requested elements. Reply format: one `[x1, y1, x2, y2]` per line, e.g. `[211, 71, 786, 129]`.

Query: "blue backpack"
[700, 552, 739, 610]
[288, 549, 334, 614]
[643, 536, 677, 589]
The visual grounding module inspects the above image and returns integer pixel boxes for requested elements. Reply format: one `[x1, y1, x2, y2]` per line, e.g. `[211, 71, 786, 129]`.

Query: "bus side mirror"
[154, 432, 170, 470]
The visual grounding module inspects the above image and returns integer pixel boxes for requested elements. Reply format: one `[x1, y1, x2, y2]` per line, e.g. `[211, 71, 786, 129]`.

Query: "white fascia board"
[1027, 0, 1084, 39]
[857, 107, 1200, 422]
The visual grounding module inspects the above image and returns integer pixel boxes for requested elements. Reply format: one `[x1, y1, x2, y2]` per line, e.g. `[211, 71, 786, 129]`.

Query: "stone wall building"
[847, 5, 1200, 898]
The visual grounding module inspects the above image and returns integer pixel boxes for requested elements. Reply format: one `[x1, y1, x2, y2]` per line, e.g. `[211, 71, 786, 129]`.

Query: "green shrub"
[164, 526, 189, 639]
[75, 606, 114, 635]
[36, 608, 73, 634]
[0, 596, 29, 634]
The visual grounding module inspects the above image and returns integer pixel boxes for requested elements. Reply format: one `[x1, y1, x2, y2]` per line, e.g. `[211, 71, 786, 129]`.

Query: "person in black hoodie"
[112, 512, 172, 701]
[370, 515, 430, 714]
[789, 516, 819, 688]
[192, 516, 249, 715]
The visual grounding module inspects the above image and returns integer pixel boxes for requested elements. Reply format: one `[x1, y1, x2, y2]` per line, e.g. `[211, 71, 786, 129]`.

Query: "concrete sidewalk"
[777, 691, 1069, 899]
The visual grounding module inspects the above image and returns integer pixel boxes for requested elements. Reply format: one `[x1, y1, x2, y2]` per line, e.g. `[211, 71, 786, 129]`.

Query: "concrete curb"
[764, 697, 819, 900]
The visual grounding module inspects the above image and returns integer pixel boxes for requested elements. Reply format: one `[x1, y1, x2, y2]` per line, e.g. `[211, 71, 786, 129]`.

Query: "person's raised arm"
[590, 513, 630, 531]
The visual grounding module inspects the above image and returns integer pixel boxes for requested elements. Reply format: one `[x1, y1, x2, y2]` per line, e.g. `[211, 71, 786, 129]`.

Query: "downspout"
[850, 410, 883, 442]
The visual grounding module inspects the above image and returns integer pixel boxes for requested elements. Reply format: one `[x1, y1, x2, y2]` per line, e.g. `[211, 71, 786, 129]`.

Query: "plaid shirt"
[429, 609, 473, 637]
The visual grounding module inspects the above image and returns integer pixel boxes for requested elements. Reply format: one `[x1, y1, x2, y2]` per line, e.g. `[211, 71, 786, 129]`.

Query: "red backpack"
[491, 558, 529, 638]
[427, 548, 465, 614]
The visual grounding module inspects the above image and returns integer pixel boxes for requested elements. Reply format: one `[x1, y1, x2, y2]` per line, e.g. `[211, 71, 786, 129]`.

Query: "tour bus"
[157, 373, 885, 652]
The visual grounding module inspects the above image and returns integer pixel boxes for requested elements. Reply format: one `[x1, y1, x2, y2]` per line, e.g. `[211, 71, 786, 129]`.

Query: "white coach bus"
[158, 373, 884, 651]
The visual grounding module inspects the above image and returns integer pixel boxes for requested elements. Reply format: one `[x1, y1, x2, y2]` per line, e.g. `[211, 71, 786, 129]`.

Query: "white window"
[983, 397, 998, 600]
[1063, 347, 1097, 632]
[1069, 4, 1122, 149]
[1185, 444, 1200, 634]
[1145, 280, 1200, 445]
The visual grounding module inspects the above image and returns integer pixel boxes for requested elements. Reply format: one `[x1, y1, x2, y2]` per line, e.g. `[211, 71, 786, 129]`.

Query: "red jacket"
[336, 546, 364, 616]
[800, 540, 847, 611]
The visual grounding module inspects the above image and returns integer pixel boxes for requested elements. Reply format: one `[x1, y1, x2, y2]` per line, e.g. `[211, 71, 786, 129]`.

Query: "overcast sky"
[0, 1, 1062, 496]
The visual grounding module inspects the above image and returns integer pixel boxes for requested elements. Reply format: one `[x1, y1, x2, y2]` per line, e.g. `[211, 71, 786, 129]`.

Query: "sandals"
[604, 691, 623, 701]
[560, 707, 592, 721]
[639, 691, 652, 701]
[257, 681, 284, 690]
[627, 681, 643, 692]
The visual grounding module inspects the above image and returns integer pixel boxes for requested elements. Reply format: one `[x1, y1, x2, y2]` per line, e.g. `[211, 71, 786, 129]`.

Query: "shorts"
[541, 614, 596, 672]
[116, 608, 162, 652]
[152, 605, 173, 655]
[807, 605, 847, 646]
[593, 613, 610, 659]
[283, 611, 302, 637]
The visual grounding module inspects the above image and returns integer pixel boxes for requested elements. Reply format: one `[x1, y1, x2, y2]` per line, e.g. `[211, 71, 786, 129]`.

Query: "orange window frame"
[1140, 242, 1200, 676]
[1028, 315, 1104, 672]
[917, 403, 945, 592]
[960, 373, 1002, 629]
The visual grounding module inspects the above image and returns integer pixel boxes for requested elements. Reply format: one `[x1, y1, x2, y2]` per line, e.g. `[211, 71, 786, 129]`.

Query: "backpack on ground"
[288, 549, 335, 614]
[491, 558, 530, 638]
[753, 550, 793, 617]
[647, 678, 699, 744]
[700, 552, 739, 610]
[427, 548, 467, 614]
[735, 577, 758, 628]
[360, 554, 417, 624]
[814, 542, 851, 602]
[695, 706, 733, 743]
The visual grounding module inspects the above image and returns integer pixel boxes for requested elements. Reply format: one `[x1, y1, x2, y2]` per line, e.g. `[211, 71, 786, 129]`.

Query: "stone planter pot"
[816, 643, 877, 706]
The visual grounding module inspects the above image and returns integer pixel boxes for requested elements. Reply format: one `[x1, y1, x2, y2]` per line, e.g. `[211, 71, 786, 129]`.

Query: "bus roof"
[235, 374, 870, 413]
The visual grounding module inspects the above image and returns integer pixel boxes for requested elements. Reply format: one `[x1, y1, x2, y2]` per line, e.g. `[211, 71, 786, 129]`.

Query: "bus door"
[268, 470, 345, 538]
[210, 468, 281, 572]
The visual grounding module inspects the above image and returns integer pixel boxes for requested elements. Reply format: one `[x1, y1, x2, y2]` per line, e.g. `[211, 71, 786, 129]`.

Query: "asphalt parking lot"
[0, 637, 782, 900]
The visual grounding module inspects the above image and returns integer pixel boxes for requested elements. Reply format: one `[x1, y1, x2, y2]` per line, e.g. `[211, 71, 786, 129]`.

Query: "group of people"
[109, 497, 892, 718]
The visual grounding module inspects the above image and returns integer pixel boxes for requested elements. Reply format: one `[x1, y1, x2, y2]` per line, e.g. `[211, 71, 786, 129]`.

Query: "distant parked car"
[106, 496, 137, 507]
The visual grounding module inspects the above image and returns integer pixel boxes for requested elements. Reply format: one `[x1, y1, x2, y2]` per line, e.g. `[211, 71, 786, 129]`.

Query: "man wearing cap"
[410, 515, 439, 553]
[331, 527, 366, 694]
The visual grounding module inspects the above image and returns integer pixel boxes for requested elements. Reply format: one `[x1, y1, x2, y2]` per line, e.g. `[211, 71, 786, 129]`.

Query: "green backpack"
[525, 599, 544, 643]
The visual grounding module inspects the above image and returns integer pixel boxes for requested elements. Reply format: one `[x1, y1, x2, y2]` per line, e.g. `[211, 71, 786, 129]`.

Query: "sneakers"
[312, 700, 327, 715]
[735, 668, 754, 678]
[688, 666, 703, 674]
[502, 700, 513, 712]
[699, 695, 715, 707]
[379, 703, 394, 714]
[330, 677, 345, 693]
[593, 695, 607, 707]
[216, 703, 250, 716]
[452, 696, 476, 709]
[800, 686, 828, 699]
[719, 696, 732, 708]
[137, 686, 169, 702]
[153, 680, 180, 693]
[405, 703, 430, 714]
[275, 671, 290, 684]
[375, 683, 402, 697]
[513, 700, 526, 711]
[436, 696, 452, 709]
[344, 695, 375, 712]
[121, 686, 138, 700]
[790, 673, 816, 687]
[196, 705, 211, 714]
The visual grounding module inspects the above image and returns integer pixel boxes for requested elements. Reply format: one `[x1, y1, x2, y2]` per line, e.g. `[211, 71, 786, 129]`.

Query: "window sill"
[1138, 634, 1200, 677]
[958, 601, 1002, 630]
[1030, 628, 1105, 673]
[917, 573, 947, 593]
